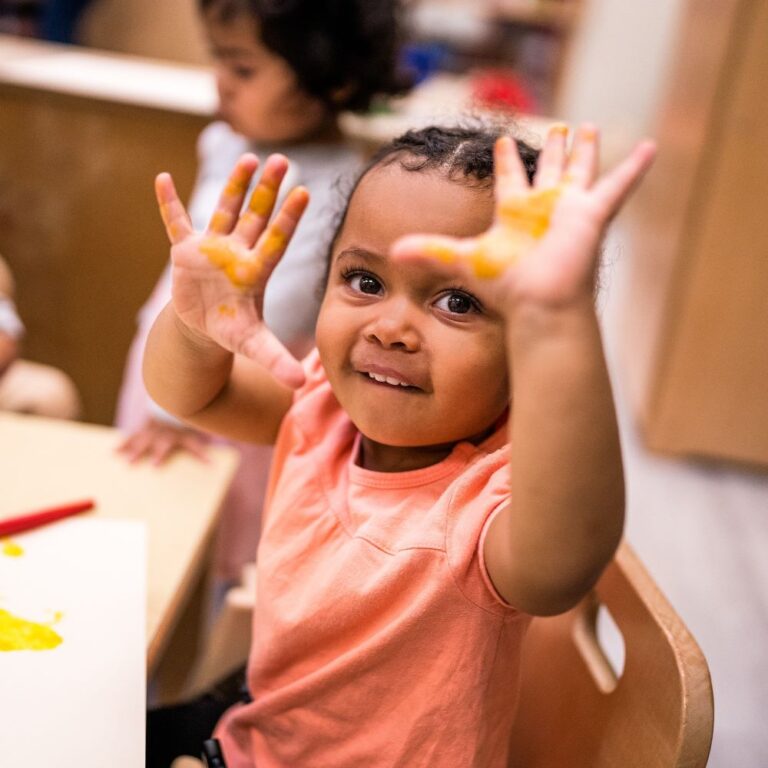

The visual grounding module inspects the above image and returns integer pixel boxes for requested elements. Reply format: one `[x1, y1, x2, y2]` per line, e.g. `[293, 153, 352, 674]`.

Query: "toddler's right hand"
[155, 153, 309, 388]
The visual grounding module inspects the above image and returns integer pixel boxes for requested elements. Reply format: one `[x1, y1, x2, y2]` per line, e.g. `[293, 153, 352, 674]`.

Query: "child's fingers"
[207, 154, 260, 235]
[533, 123, 568, 189]
[155, 173, 193, 245]
[592, 140, 657, 216]
[240, 326, 306, 390]
[495, 136, 531, 201]
[233, 154, 290, 247]
[564, 124, 599, 188]
[253, 186, 310, 283]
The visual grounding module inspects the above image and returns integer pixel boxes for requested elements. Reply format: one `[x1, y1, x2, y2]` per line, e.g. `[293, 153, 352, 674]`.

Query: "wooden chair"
[508, 542, 713, 767]
[174, 542, 714, 768]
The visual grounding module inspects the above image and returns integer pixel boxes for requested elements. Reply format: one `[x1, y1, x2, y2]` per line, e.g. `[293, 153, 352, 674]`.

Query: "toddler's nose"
[365, 304, 420, 351]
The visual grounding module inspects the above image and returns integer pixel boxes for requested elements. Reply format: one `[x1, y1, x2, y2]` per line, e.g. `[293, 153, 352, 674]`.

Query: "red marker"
[0, 500, 95, 537]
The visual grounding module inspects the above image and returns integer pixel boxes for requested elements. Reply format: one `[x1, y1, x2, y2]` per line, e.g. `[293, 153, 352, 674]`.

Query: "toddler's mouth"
[354, 363, 425, 392]
[363, 371, 419, 390]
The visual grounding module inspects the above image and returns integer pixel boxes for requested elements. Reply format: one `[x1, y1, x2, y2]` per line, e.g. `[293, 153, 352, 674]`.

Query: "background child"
[0, 253, 80, 419]
[116, 0, 408, 586]
[144, 122, 655, 766]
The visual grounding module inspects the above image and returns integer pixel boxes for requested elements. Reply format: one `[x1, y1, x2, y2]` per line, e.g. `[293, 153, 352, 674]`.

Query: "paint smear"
[200, 239, 261, 288]
[498, 186, 562, 239]
[421, 186, 563, 278]
[1, 539, 23, 557]
[218, 304, 236, 317]
[0, 608, 63, 651]
[248, 184, 277, 217]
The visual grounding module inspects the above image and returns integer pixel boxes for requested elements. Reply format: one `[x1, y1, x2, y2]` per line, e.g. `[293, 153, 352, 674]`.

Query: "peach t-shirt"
[216, 350, 531, 767]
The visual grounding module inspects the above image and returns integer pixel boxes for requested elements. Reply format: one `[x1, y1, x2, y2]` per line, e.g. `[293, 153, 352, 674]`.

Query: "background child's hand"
[116, 417, 210, 466]
[155, 153, 309, 388]
[392, 124, 656, 310]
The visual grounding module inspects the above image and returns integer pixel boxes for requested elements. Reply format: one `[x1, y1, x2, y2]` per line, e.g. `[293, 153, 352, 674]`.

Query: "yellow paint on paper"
[0, 608, 62, 651]
[1, 539, 23, 557]
[200, 239, 261, 288]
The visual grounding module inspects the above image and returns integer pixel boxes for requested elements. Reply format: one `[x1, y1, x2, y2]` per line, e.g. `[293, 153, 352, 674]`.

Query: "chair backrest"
[508, 542, 713, 768]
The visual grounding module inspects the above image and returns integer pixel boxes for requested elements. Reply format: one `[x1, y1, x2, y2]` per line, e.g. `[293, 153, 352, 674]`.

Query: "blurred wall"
[559, 0, 686, 139]
[78, 0, 208, 64]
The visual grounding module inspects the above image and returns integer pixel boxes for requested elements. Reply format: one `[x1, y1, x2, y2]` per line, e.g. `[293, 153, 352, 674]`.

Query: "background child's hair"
[199, 0, 410, 111]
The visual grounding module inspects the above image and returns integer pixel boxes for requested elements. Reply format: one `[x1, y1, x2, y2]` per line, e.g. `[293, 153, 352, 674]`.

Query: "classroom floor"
[602, 236, 768, 767]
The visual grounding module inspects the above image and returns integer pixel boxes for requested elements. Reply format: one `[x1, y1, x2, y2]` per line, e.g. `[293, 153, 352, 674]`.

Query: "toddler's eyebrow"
[335, 247, 386, 264]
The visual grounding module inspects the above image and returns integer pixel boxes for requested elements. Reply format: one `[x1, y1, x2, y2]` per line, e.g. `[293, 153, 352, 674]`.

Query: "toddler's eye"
[347, 272, 383, 295]
[233, 66, 257, 79]
[435, 291, 478, 315]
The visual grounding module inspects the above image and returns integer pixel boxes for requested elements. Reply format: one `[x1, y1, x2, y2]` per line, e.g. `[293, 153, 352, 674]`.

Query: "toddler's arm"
[144, 153, 309, 444]
[393, 126, 655, 615]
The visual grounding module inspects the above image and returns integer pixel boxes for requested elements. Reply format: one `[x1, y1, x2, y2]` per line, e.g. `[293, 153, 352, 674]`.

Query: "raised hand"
[391, 124, 656, 309]
[155, 153, 309, 388]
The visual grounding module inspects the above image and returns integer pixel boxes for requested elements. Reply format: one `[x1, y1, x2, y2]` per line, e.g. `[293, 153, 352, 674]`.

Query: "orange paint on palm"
[499, 186, 562, 238]
[0, 608, 63, 651]
[2, 539, 23, 557]
[419, 186, 562, 279]
[218, 304, 236, 317]
[200, 239, 261, 288]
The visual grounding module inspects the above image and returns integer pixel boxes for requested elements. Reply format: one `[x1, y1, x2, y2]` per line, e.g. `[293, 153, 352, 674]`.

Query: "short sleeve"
[445, 448, 519, 615]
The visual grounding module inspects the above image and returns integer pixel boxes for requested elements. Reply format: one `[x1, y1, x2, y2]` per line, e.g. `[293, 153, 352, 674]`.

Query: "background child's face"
[317, 164, 510, 449]
[205, 11, 329, 143]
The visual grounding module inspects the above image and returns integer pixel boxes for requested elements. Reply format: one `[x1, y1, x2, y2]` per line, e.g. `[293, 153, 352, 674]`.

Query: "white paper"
[0, 518, 146, 768]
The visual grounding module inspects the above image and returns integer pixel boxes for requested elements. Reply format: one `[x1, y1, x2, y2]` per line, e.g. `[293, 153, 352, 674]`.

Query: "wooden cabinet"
[621, 0, 768, 467]
[0, 37, 213, 424]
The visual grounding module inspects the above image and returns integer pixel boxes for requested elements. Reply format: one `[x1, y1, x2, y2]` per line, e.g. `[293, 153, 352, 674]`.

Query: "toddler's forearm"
[503, 294, 624, 612]
[143, 302, 234, 420]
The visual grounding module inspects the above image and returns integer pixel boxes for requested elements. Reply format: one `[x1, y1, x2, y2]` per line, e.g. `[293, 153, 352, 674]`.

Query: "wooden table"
[0, 412, 238, 674]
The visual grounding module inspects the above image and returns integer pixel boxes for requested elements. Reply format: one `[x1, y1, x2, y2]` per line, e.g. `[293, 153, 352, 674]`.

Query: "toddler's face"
[204, 12, 329, 143]
[317, 164, 509, 454]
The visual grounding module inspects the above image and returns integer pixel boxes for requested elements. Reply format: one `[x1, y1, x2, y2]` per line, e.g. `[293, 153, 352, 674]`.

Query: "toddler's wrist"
[505, 292, 598, 344]
[171, 308, 226, 354]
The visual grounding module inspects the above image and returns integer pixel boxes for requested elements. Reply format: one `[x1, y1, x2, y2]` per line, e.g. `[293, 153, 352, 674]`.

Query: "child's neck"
[358, 438, 456, 473]
[358, 421, 501, 473]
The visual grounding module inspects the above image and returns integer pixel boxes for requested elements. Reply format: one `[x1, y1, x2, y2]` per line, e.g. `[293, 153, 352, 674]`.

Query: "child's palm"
[155, 153, 309, 387]
[393, 126, 655, 308]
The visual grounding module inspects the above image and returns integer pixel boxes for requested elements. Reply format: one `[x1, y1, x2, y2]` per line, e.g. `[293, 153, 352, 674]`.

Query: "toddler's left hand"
[391, 124, 656, 309]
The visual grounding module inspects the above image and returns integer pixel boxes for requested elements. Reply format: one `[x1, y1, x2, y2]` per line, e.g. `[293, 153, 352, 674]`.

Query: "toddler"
[145, 122, 655, 766]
